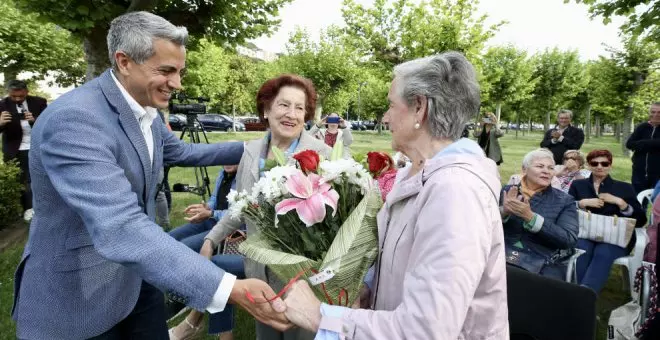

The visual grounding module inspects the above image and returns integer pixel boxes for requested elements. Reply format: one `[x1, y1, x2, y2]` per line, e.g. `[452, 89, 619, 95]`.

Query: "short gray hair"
[522, 148, 555, 169]
[393, 51, 480, 140]
[557, 109, 573, 119]
[6, 80, 27, 91]
[107, 11, 188, 69]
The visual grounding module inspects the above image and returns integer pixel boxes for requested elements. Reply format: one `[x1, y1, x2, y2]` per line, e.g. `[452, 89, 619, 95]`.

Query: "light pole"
[357, 81, 367, 123]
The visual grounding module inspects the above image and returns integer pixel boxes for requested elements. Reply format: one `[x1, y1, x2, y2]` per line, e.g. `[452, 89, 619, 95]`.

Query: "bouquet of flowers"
[229, 143, 382, 306]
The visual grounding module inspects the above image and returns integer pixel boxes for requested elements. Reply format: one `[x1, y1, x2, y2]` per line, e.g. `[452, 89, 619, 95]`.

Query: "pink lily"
[275, 170, 339, 227]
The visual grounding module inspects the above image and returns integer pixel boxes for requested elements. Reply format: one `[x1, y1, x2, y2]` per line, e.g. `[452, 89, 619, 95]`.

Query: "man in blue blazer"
[12, 12, 289, 339]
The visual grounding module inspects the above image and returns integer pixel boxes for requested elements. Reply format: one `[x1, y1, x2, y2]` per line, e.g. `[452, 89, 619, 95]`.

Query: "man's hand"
[0, 111, 11, 126]
[284, 280, 322, 332]
[185, 202, 212, 223]
[200, 239, 215, 259]
[230, 279, 292, 331]
[551, 130, 561, 139]
[24, 111, 35, 123]
[579, 198, 604, 209]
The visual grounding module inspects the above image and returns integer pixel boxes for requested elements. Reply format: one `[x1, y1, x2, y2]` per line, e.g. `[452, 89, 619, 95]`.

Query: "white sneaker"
[23, 209, 34, 222]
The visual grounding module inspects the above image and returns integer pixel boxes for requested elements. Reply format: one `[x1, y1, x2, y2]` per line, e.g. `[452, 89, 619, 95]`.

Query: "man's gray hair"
[522, 148, 555, 169]
[6, 80, 28, 91]
[393, 51, 480, 140]
[557, 109, 573, 119]
[107, 11, 188, 69]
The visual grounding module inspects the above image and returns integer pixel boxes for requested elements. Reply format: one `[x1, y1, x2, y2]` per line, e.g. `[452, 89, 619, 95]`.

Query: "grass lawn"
[0, 130, 636, 339]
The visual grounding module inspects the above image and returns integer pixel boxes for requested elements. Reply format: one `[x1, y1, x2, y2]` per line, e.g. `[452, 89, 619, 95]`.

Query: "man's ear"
[115, 51, 132, 76]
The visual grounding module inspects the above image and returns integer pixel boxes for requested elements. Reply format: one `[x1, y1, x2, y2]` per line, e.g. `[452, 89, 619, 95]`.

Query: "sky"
[251, 0, 626, 61]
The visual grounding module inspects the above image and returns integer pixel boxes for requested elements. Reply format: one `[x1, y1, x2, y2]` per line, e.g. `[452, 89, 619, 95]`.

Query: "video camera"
[169, 92, 209, 117]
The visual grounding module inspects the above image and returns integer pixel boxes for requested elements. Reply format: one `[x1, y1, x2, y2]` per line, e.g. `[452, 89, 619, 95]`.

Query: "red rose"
[367, 152, 394, 177]
[293, 150, 321, 173]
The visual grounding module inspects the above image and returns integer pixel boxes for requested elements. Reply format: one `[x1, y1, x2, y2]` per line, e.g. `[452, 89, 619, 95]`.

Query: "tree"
[15, 0, 292, 80]
[340, 0, 504, 67]
[182, 39, 231, 104]
[570, 0, 659, 42]
[529, 48, 586, 130]
[0, 0, 84, 86]
[275, 28, 359, 118]
[480, 46, 536, 122]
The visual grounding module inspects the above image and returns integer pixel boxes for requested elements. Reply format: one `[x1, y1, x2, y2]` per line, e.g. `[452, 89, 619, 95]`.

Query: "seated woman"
[501, 148, 579, 280]
[569, 149, 647, 293]
[554, 150, 590, 193]
[203, 74, 332, 340]
[309, 112, 353, 156]
[277, 52, 509, 339]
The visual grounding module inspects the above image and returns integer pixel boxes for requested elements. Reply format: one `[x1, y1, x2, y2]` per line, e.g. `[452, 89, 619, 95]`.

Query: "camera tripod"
[172, 114, 212, 200]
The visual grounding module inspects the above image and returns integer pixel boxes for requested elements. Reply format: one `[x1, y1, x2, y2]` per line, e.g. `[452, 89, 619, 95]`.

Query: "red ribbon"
[245, 268, 351, 307]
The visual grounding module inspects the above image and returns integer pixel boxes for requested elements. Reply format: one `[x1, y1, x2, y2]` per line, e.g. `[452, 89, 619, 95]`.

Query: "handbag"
[505, 244, 547, 274]
[578, 210, 636, 248]
[608, 265, 658, 340]
[220, 230, 246, 255]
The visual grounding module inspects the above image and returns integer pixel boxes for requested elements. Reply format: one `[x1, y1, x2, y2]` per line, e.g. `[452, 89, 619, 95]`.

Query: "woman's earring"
[414, 122, 420, 129]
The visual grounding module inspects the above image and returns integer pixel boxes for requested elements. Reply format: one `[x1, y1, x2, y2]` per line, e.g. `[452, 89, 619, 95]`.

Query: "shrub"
[0, 160, 23, 229]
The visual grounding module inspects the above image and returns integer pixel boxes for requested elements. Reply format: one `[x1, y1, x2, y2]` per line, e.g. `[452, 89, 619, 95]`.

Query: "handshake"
[232, 279, 368, 333]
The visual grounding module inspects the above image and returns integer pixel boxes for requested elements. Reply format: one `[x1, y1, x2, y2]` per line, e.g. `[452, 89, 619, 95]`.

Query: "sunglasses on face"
[589, 161, 610, 167]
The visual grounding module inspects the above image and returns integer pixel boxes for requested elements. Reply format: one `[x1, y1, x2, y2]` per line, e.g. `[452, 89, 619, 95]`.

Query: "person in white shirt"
[0, 79, 47, 221]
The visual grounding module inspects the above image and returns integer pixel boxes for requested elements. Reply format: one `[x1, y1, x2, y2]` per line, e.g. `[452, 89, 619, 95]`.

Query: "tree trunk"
[3, 69, 18, 83]
[595, 115, 602, 137]
[83, 26, 111, 81]
[515, 114, 520, 139]
[495, 102, 502, 123]
[232, 103, 236, 132]
[614, 123, 621, 142]
[622, 105, 634, 156]
[528, 117, 532, 134]
[544, 110, 551, 131]
[585, 105, 591, 143]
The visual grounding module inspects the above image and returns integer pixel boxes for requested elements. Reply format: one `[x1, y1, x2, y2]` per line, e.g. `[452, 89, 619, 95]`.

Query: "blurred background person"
[554, 150, 590, 193]
[626, 102, 660, 194]
[569, 149, 647, 293]
[0, 80, 47, 222]
[309, 112, 353, 156]
[540, 109, 585, 165]
[474, 112, 503, 165]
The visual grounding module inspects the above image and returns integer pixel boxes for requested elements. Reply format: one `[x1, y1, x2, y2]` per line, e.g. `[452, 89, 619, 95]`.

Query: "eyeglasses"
[589, 161, 611, 167]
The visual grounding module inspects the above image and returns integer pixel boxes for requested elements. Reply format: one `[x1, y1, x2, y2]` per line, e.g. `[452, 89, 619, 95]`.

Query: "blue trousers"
[169, 221, 245, 334]
[576, 238, 628, 293]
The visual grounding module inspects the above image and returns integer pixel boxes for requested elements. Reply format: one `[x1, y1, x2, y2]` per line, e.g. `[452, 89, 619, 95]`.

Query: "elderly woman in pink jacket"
[281, 52, 510, 339]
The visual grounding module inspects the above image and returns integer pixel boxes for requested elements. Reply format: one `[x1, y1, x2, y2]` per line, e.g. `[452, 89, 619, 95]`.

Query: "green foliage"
[0, 161, 23, 229]
[0, 0, 85, 86]
[275, 28, 360, 115]
[341, 0, 504, 67]
[15, 0, 292, 78]
[570, 0, 659, 42]
[481, 46, 536, 121]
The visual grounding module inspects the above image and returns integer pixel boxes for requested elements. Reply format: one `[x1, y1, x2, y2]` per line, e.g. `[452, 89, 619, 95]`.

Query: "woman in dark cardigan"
[569, 149, 647, 293]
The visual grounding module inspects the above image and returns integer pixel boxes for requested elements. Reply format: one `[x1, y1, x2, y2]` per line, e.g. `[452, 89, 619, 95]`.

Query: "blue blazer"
[12, 70, 244, 339]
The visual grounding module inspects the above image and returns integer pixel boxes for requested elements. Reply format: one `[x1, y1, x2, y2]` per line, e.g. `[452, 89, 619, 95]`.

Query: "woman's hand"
[200, 239, 215, 259]
[284, 280, 322, 332]
[579, 198, 604, 209]
[599, 193, 628, 210]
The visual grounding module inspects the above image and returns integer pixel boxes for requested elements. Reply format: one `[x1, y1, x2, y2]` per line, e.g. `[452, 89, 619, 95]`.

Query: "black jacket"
[0, 95, 47, 160]
[569, 175, 647, 253]
[540, 125, 585, 165]
[625, 122, 660, 179]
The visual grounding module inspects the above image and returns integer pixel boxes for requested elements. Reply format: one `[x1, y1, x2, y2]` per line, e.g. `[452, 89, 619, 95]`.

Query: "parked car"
[349, 120, 367, 131]
[241, 117, 268, 131]
[218, 114, 246, 131]
[363, 120, 377, 130]
[196, 114, 234, 131]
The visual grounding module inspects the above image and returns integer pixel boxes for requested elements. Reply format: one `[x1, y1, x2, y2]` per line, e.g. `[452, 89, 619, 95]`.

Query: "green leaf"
[271, 146, 287, 166]
[76, 5, 88, 15]
[330, 138, 344, 161]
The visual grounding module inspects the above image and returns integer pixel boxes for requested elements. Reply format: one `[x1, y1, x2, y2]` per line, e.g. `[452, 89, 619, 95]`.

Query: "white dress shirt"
[111, 71, 235, 313]
[18, 101, 31, 151]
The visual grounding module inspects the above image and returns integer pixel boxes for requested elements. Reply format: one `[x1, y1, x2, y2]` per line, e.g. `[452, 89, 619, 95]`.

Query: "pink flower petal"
[321, 189, 339, 217]
[285, 171, 312, 198]
[275, 198, 303, 215]
[296, 193, 327, 227]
